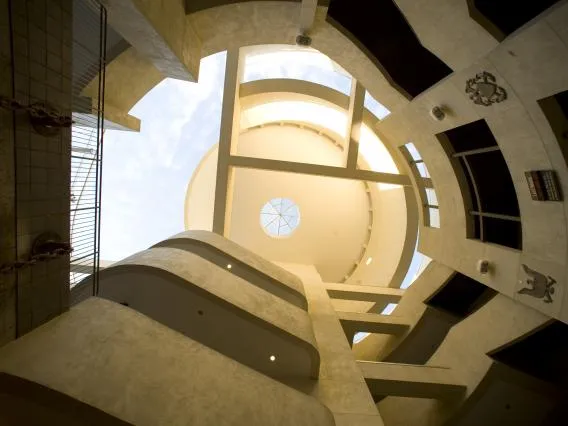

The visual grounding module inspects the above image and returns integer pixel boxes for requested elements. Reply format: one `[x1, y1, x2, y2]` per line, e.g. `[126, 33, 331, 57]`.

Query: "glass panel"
[353, 332, 370, 344]
[260, 198, 301, 238]
[467, 150, 520, 216]
[242, 46, 352, 95]
[416, 162, 430, 178]
[483, 216, 522, 250]
[405, 142, 421, 161]
[381, 303, 398, 315]
[400, 238, 432, 289]
[364, 90, 390, 119]
[429, 208, 440, 228]
[426, 188, 438, 206]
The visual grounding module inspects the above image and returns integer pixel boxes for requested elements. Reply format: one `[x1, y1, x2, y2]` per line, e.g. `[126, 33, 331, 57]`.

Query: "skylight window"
[260, 198, 300, 237]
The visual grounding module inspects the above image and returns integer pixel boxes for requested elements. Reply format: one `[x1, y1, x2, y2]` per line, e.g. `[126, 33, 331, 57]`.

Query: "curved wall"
[0, 298, 335, 426]
[96, 247, 320, 380]
[154, 230, 307, 309]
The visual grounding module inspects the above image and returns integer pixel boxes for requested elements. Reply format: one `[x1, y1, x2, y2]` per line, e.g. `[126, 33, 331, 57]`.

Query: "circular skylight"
[260, 198, 300, 237]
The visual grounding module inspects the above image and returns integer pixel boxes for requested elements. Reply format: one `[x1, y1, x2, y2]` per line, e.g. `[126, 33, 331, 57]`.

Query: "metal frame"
[400, 145, 439, 228]
[69, 0, 107, 293]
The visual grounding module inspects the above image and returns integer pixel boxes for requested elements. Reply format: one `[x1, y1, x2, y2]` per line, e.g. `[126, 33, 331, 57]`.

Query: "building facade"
[0, 0, 567, 425]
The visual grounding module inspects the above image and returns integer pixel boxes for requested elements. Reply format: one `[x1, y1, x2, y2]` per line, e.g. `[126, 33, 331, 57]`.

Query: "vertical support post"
[345, 80, 365, 170]
[300, 268, 385, 425]
[299, 0, 319, 34]
[213, 48, 242, 236]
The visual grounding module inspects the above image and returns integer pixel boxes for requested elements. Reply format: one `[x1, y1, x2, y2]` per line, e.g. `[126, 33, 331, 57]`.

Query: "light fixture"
[365, 257, 373, 266]
[269, 355, 276, 362]
[227, 264, 232, 269]
[429, 106, 446, 121]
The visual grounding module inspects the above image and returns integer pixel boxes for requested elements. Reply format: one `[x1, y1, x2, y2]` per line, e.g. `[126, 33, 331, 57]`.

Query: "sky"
[100, 52, 227, 260]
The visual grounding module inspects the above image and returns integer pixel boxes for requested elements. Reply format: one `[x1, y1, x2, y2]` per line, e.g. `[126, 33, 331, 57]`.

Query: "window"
[538, 89, 568, 168]
[260, 198, 300, 237]
[401, 143, 440, 228]
[437, 120, 522, 250]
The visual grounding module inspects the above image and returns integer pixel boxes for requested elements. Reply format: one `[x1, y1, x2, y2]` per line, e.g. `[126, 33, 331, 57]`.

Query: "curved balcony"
[86, 247, 320, 381]
[0, 298, 334, 426]
[153, 230, 307, 310]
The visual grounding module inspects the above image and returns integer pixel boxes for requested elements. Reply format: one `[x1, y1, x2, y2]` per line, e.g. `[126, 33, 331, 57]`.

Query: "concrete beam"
[100, 0, 201, 81]
[229, 156, 411, 186]
[345, 81, 365, 169]
[213, 49, 242, 235]
[299, 0, 319, 33]
[325, 283, 405, 303]
[338, 312, 410, 336]
[358, 361, 466, 399]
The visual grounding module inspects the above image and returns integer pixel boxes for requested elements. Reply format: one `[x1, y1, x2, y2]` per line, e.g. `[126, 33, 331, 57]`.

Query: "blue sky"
[100, 48, 389, 261]
[100, 52, 227, 260]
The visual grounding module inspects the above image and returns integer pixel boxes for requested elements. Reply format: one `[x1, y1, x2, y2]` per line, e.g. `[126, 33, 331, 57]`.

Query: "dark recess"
[326, 0, 452, 98]
[0, 373, 133, 425]
[489, 321, 568, 387]
[439, 119, 522, 250]
[467, 151, 520, 217]
[425, 272, 497, 320]
[444, 119, 498, 153]
[469, 0, 562, 40]
[539, 89, 568, 168]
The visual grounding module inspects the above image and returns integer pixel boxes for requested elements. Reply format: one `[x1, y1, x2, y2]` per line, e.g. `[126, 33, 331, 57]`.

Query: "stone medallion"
[465, 71, 507, 106]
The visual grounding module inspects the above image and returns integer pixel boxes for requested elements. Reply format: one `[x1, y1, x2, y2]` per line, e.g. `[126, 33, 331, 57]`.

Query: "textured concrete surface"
[326, 283, 405, 304]
[100, 0, 201, 81]
[354, 262, 453, 362]
[280, 264, 385, 426]
[377, 294, 549, 426]
[95, 246, 320, 379]
[155, 231, 308, 310]
[163, 230, 305, 296]
[358, 361, 465, 399]
[0, 298, 335, 426]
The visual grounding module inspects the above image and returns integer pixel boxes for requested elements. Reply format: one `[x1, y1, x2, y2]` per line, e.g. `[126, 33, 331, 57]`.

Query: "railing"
[69, 0, 107, 292]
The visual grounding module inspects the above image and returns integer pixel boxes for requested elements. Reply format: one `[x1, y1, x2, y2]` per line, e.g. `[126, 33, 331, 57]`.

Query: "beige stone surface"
[158, 229, 305, 297]
[394, 0, 498, 71]
[280, 263, 383, 424]
[358, 361, 465, 399]
[338, 312, 410, 336]
[353, 261, 453, 362]
[0, 298, 335, 426]
[101, 0, 201, 81]
[377, 294, 549, 425]
[97, 246, 320, 378]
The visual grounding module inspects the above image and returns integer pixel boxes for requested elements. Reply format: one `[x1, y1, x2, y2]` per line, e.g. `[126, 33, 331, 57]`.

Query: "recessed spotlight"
[366, 257, 373, 266]
[227, 264, 232, 269]
[269, 355, 276, 362]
